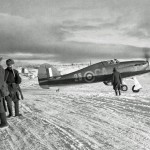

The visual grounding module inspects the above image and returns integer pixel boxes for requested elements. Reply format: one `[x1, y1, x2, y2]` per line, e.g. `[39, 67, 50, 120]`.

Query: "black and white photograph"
[0, 0, 150, 149]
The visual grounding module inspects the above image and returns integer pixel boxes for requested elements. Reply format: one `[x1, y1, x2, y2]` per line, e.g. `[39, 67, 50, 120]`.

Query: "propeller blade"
[143, 48, 150, 63]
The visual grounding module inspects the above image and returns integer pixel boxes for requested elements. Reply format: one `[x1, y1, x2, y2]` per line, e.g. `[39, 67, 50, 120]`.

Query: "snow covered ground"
[1, 68, 150, 150]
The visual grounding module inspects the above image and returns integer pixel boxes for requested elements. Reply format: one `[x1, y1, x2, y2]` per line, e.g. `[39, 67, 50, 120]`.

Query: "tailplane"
[38, 63, 61, 89]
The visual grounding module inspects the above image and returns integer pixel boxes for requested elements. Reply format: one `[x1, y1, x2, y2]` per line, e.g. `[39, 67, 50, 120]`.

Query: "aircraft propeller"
[143, 48, 150, 66]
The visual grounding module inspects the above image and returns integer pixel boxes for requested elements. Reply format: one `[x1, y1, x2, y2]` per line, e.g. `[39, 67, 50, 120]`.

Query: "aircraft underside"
[38, 60, 150, 93]
[38, 69, 150, 93]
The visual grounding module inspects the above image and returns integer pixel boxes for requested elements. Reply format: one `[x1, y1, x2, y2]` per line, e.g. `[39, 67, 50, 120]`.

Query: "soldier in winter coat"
[5, 59, 23, 117]
[0, 57, 8, 128]
[112, 67, 122, 96]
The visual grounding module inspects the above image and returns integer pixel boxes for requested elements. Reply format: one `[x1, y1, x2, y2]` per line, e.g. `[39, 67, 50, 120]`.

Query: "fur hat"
[6, 59, 15, 66]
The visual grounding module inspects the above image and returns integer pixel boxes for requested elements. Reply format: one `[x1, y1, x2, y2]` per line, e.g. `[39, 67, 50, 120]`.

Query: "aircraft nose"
[143, 60, 149, 69]
[146, 60, 149, 67]
[137, 60, 149, 68]
[142, 60, 149, 65]
[135, 61, 148, 66]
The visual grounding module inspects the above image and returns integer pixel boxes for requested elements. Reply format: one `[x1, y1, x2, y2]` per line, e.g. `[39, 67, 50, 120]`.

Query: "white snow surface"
[1, 67, 150, 150]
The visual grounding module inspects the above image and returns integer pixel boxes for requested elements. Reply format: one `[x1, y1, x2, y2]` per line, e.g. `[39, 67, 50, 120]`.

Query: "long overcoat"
[5, 67, 22, 102]
[112, 71, 122, 90]
[0, 65, 7, 113]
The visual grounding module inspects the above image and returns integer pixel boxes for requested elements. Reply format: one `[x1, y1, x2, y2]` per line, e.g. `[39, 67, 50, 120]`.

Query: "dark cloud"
[0, 0, 150, 63]
[0, 13, 147, 63]
[125, 29, 150, 39]
[61, 19, 120, 32]
[0, 13, 70, 54]
[1, 42, 146, 63]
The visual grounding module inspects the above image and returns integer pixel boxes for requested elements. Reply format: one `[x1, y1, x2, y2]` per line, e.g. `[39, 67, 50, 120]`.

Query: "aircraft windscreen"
[102, 59, 120, 66]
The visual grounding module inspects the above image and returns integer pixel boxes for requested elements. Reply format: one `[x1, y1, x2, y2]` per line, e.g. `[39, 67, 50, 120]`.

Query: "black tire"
[132, 85, 140, 93]
[121, 85, 128, 91]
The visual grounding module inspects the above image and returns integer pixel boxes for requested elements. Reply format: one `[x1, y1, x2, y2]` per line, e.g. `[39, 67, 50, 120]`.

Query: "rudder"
[38, 63, 61, 89]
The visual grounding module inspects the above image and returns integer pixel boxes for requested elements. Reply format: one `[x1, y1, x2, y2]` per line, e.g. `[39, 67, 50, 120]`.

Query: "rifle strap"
[5, 71, 9, 82]
[12, 69, 16, 78]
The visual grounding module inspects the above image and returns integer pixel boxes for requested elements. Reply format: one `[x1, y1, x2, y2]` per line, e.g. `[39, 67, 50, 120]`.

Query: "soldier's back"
[0, 65, 5, 89]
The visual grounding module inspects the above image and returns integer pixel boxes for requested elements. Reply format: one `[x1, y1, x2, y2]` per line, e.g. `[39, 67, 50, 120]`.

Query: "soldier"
[0, 57, 8, 128]
[5, 59, 22, 117]
[112, 67, 122, 96]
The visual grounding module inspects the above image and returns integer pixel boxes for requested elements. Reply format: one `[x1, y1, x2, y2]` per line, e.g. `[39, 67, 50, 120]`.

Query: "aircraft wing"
[121, 69, 150, 78]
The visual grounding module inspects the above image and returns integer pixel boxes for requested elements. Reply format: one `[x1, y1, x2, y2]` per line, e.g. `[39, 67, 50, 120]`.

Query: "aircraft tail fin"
[38, 63, 61, 89]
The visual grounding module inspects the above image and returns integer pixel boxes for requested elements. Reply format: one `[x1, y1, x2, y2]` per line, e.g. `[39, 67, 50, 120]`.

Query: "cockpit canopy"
[101, 59, 120, 66]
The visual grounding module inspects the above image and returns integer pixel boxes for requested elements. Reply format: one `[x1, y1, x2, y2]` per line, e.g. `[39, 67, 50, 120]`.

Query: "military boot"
[119, 90, 121, 96]
[115, 90, 118, 96]
[0, 113, 8, 129]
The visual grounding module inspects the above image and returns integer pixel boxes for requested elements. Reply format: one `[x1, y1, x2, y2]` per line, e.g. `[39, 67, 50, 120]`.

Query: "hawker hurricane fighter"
[38, 59, 150, 93]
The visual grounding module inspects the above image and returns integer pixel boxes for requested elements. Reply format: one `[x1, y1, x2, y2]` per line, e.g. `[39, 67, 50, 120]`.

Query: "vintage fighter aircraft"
[38, 59, 150, 92]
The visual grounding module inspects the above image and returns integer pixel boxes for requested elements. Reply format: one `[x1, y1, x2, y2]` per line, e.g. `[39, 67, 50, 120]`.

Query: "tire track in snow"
[1, 76, 150, 149]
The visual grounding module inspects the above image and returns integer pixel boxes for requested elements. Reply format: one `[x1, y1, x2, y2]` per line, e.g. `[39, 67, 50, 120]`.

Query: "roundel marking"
[84, 71, 95, 83]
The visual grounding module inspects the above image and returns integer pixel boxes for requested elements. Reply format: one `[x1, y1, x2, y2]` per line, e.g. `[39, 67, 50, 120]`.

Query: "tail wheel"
[121, 85, 128, 91]
[132, 85, 140, 93]
[103, 81, 112, 86]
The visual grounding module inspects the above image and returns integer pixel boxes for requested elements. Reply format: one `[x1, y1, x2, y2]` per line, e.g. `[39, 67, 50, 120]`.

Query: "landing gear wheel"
[132, 85, 140, 93]
[121, 85, 128, 91]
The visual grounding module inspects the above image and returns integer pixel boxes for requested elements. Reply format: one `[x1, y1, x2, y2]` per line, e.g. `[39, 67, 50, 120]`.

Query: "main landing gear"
[121, 84, 128, 91]
[104, 77, 142, 93]
[131, 77, 142, 93]
[121, 77, 142, 93]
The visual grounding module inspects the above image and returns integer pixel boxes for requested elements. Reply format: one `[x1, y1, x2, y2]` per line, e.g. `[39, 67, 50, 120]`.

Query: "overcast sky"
[0, 0, 150, 63]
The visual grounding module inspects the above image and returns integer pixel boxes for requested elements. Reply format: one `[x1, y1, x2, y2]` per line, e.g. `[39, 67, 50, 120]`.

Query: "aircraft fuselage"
[38, 60, 150, 88]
